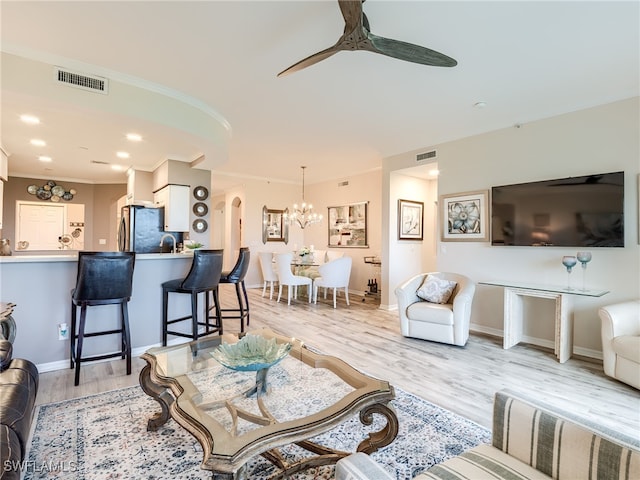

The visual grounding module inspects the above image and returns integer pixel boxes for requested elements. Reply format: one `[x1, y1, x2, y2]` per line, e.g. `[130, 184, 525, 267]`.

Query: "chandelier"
[284, 166, 323, 229]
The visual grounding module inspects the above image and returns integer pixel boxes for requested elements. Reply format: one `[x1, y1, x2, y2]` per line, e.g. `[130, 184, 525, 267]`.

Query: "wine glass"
[561, 256, 577, 290]
[576, 252, 592, 291]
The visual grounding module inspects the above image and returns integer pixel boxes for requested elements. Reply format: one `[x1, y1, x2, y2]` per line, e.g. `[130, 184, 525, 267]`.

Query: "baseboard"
[469, 323, 601, 360]
[36, 337, 190, 373]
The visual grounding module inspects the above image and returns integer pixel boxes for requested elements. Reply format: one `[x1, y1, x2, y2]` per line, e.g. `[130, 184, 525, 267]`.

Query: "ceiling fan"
[278, 0, 457, 77]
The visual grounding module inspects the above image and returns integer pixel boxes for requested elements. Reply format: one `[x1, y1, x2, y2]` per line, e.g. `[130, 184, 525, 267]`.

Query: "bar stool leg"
[70, 301, 77, 370]
[75, 305, 88, 386]
[190, 292, 199, 342]
[162, 289, 169, 346]
[211, 288, 223, 335]
[121, 302, 132, 376]
[235, 283, 246, 333]
[241, 280, 250, 327]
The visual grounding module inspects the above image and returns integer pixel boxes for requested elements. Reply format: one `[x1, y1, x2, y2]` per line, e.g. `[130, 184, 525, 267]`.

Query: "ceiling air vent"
[416, 150, 436, 161]
[54, 67, 108, 94]
[90, 160, 109, 165]
[338, 181, 349, 187]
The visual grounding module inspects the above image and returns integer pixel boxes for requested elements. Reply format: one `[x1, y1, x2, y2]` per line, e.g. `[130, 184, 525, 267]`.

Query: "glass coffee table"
[139, 328, 398, 479]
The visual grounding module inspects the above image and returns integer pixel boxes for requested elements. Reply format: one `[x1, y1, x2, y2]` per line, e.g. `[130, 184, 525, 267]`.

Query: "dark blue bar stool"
[162, 249, 223, 346]
[70, 251, 136, 386]
[217, 247, 251, 332]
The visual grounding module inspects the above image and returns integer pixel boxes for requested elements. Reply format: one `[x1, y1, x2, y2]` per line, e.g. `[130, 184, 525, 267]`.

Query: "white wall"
[387, 172, 439, 298]
[383, 97, 639, 357]
[304, 170, 383, 295]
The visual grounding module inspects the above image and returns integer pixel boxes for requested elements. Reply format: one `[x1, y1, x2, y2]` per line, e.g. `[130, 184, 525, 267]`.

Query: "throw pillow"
[416, 275, 457, 304]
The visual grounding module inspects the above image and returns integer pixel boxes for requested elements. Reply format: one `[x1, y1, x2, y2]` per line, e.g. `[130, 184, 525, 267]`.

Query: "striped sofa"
[335, 389, 640, 480]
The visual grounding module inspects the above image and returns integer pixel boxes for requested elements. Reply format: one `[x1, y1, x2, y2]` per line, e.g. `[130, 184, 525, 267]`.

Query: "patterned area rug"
[25, 385, 490, 479]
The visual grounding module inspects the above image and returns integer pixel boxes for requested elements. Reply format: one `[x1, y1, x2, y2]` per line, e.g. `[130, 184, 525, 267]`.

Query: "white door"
[17, 203, 66, 250]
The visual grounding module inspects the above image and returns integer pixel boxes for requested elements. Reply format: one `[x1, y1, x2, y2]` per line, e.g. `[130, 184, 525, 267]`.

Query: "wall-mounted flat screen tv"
[491, 171, 624, 247]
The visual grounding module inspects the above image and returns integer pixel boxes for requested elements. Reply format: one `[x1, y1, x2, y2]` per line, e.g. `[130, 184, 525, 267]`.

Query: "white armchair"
[313, 256, 352, 308]
[599, 300, 640, 390]
[395, 272, 476, 346]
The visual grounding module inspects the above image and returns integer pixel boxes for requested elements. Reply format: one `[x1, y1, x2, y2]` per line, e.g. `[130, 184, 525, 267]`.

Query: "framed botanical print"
[327, 201, 368, 247]
[440, 190, 489, 242]
[398, 199, 424, 240]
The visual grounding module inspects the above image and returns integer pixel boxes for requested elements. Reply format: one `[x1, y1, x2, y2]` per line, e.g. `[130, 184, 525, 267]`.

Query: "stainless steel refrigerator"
[118, 205, 183, 253]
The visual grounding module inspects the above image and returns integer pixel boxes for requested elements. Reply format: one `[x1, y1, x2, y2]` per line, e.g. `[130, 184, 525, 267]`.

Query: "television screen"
[491, 171, 624, 247]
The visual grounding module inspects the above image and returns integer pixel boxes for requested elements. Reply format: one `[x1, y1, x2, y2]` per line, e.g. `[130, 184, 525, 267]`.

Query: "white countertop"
[0, 252, 192, 263]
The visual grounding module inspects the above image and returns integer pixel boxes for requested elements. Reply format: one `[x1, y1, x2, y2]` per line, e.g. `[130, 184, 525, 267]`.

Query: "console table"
[480, 281, 609, 363]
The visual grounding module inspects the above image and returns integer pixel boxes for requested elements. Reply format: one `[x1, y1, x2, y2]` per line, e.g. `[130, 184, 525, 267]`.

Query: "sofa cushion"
[416, 444, 550, 479]
[493, 390, 640, 479]
[406, 302, 454, 325]
[612, 335, 640, 363]
[0, 425, 22, 480]
[416, 275, 457, 304]
[0, 359, 39, 458]
[335, 452, 394, 480]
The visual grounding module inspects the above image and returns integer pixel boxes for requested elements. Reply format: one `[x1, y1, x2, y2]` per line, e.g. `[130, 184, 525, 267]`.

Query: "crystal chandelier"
[284, 166, 323, 229]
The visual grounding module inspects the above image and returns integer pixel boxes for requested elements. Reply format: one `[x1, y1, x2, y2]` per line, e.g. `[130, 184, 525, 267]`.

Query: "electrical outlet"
[58, 323, 69, 341]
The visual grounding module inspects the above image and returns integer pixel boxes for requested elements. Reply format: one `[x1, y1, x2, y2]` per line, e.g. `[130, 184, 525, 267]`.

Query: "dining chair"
[70, 251, 136, 386]
[274, 252, 313, 305]
[313, 256, 352, 308]
[162, 249, 223, 346]
[258, 251, 278, 299]
[326, 250, 345, 262]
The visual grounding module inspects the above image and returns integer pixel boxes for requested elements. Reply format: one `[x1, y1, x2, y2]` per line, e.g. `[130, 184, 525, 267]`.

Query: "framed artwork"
[327, 201, 368, 247]
[398, 199, 424, 240]
[440, 190, 489, 242]
[262, 206, 289, 244]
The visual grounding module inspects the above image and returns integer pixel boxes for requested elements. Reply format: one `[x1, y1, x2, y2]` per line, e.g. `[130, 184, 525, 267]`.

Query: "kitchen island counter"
[0, 252, 194, 370]
[0, 252, 192, 263]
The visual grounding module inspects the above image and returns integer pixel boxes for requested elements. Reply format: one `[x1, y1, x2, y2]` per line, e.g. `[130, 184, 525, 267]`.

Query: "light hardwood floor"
[37, 286, 640, 439]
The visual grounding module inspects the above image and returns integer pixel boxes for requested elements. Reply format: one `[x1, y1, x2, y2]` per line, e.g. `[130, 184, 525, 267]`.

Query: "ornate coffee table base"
[139, 361, 398, 479]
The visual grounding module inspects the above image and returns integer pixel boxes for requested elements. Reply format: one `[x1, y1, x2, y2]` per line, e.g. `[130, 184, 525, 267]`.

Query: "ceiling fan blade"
[277, 45, 341, 77]
[338, 0, 364, 33]
[367, 32, 457, 67]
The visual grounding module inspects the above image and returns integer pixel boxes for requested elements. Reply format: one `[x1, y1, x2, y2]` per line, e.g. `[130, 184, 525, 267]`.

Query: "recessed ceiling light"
[126, 133, 142, 142]
[38, 156, 52, 162]
[474, 101, 487, 108]
[116, 151, 130, 159]
[30, 139, 46, 147]
[20, 114, 40, 125]
[111, 165, 126, 171]
[428, 169, 440, 177]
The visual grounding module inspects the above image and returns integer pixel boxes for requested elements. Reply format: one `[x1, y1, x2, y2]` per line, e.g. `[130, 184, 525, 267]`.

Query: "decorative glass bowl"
[211, 335, 291, 372]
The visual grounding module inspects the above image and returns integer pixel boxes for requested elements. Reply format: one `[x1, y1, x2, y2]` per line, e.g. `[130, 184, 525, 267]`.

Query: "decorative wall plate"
[193, 219, 208, 233]
[193, 202, 208, 217]
[27, 185, 38, 195]
[193, 186, 209, 200]
[36, 188, 51, 200]
[51, 185, 65, 196]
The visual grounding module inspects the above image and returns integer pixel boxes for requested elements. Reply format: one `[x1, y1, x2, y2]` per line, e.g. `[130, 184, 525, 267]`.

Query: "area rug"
[25, 385, 490, 479]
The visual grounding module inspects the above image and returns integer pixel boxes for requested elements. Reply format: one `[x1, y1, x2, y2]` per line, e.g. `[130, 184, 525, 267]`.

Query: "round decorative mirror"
[193, 219, 208, 233]
[193, 186, 209, 201]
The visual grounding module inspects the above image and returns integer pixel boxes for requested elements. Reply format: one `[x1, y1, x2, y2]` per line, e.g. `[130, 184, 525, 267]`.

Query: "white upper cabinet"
[154, 184, 189, 232]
